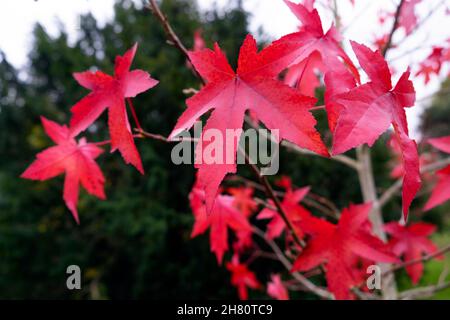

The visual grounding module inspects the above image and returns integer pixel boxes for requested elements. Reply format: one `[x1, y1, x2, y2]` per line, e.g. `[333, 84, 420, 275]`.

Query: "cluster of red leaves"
[22, 44, 158, 222]
[291, 203, 399, 299]
[196, 179, 441, 299]
[415, 44, 450, 84]
[21, 0, 449, 301]
[385, 222, 441, 284]
[182, 1, 448, 300]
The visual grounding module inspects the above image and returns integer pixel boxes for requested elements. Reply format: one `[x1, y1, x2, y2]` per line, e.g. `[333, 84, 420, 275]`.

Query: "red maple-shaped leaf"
[398, 0, 421, 35]
[226, 254, 261, 300]
[21, 117, 105, 223]
[69, 43, 159, 173]
[170, 35, 328, 212]
[384, 221, 441, 284]
[292, 203, 398, 300]
[228, 186, 258, 217]
[267, 274, 290, 300]
[274, 1, 360, 82]
[190, 180, 252, 264]
[425, 136, 450, 210]
[332, 41, 421, 220]
[228, 186, 258, 253]
[257, 177, 311, 240]
[415, 46, 448, 84]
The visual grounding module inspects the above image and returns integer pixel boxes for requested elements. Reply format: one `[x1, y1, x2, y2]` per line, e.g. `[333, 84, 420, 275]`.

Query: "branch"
[244, 116, 360, 170]
[252, 227, 334, 299]
[282, 140, 360, 170]
[243, 152, 305, 248]
[400, 282, 450, 300]
[393, 0, 447, 49]
[147, 0, 205, 84]
[384, 244, 450, 276]
[382, 0, 405, 57]
[356, 145, 398, 299]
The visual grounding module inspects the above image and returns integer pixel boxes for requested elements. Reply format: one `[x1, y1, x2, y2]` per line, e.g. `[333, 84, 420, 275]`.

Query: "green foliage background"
[0, 0, 448, 299]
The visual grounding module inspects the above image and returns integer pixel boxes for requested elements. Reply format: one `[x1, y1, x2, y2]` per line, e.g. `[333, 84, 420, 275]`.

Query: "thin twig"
[134, 128, 197, 143]
[382, 0, 405, 57]
[242, 149, 305, 249]
[383, 244, 450, 276]
[147, 0, 205, 84]
[393, 0, 447, 49]
[400, 281, 450, 299]
[244, 116, 360, 170]
[252, 227, 334, 299]
[127, 98, 142, 131]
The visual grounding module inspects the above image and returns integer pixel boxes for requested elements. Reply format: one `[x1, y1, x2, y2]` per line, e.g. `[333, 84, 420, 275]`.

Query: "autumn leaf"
[257, 177, 311, 241]
[70, 43, 159, 173]
[226, 254, 261, 300]
[398, 0, 422, 35]
[21, 117, 105, 223]
[190, 180, 252, 264]
[292, 203, 398, 299]
[385, 221, 441, 284]
[170, 35, 328, 212]
[267, 274, 290, 300]
[273, 1, 360, 83]
[424, 136, 450, 210]
[228, 186, 258, 253]
[332, 41, 421, 220]
[228, 186, 258, 217]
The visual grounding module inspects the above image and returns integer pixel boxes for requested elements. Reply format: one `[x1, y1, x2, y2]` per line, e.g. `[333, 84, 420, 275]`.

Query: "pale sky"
[0, 0, 448, 138]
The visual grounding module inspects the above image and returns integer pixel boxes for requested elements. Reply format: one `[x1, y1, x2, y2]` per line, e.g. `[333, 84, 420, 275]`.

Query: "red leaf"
[428, 136, 450, 154]
[170, 35, 328, 212]
[385, 221, 440, 284]
[226, 254, 261, 300]
[292, 203, 398, 299]
[21, 117, 105, 223]
[398, 0, 422, 35]
[332, 42, 421, 220]
[190, 179, 252, 264]
[228, 186, 258, 217]
[267, 274, 289, 300]
[257, 177, 311, 241]
[415, 46, 448, 84]
[273, 1, 360, 82]
[69, 43, 158, 173]
[425, 136, 450, 210]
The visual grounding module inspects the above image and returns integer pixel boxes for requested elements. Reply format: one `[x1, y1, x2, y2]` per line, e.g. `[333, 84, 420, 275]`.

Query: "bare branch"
[147, 0, 205, 84]
[384, 244, 450, 276]
[246, 157, 306, 248]
[252, 227, 334, 299]
[382, 0, 405, 57]
[244, 117, 360, 170]
[400, 282, 450, 299]
[356, 145, 398, 299]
